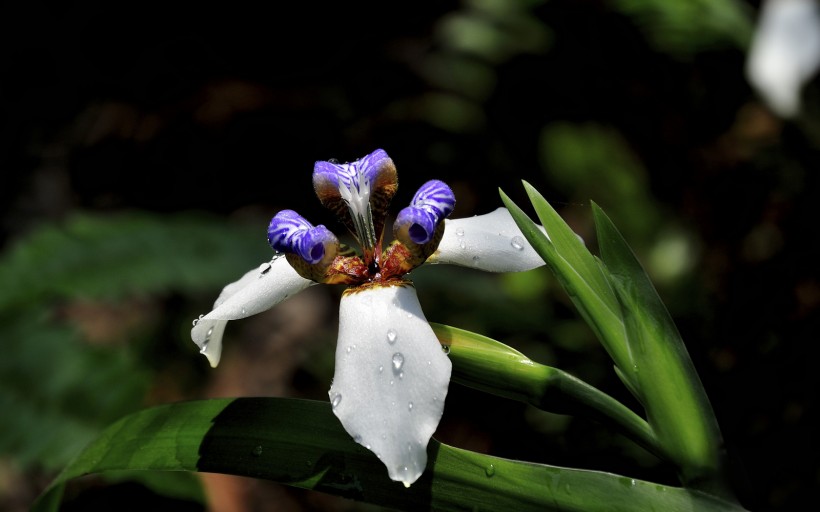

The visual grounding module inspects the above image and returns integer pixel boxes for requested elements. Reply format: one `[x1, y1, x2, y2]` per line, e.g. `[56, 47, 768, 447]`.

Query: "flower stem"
[430, 323, 666, 462]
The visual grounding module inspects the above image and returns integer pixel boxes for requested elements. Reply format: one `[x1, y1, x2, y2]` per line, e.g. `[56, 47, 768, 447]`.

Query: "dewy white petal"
[329, 283, 451, 487]
[746, 0, 820, 117]
[429, 207, 547, 272]
[191, 256, 315, 367]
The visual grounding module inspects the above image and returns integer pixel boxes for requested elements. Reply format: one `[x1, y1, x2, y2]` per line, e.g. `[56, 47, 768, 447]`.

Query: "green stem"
[430, 323, 667, 462]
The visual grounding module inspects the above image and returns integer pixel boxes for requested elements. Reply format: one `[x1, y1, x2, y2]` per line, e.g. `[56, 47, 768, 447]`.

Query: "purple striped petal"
[394, 206, 439, 244]
[393, 180, 455, 244]
[267, 210, 337, 264]
[313, 149, 392, 192]
[410, 180, 455, 219]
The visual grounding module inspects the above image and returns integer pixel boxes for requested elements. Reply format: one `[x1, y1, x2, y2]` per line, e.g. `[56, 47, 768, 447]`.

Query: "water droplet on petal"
[456, 227, 465, 236]
[407, 442, 413, 452]
[511, 236, 526, 251]
[192, 314, 204, 327]
[258, 262, 271, 277]
[331, 393, 342, 409]
[399, 371, 404, 379]
[366, 444, 371, 450]
[241, 307, 246, 315]
[441, 345, 451, 355]
[485, 464, 496, 477]
[386, 329, 397, 344]
[346, 346, 352, 354]
[390, 379, 394, 385]
[206, 327, 214, 340]
[630, 479, 636, 487]
[392, 353, 405, 371]
[408, 401, 413, 411]
[459, 240, 467, 250]
[353, 434, 362, 443]
[378, 365, 384, 373]
[199, 344, 208, 355]
[252, 445, 263, 457]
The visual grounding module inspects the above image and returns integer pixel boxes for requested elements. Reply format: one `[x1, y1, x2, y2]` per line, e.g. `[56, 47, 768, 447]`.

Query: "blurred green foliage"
[612, 0, 754, 57]
[0, 212, 266, 472]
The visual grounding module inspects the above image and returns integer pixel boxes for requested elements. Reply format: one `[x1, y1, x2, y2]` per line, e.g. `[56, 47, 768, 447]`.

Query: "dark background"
[1, 1, 817, 511]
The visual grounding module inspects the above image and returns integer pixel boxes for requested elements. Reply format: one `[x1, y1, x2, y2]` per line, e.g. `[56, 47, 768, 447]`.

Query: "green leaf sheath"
[499, 185, 637, 393]
[430, 323, 663, 460]
[33, 398, 747, 512]
[592, 203, 729, 497]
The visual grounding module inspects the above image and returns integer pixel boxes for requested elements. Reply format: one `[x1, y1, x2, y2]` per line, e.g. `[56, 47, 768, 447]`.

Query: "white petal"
[429, 207, 547, 272]
[329, 283, 451, 486]
[191, 256, 314, 367]
[747, 0, 820, 117]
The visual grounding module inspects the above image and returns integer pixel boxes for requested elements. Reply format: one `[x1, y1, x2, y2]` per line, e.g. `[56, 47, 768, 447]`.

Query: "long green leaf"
[592, 203, 729, 497]
[499, 184, 633, 385]
[34, 398, 746, 512]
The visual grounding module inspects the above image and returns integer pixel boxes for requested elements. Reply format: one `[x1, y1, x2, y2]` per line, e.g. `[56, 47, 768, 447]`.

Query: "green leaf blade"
[592, 203, 727, 495]
[34, 398, 747, 512]
[499, 184, 633, 381]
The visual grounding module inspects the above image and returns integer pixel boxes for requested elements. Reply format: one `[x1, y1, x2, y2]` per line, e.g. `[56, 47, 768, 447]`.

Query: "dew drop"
[328, 158, 340, 164]
[386, 329, 398, 344]
[630, 479, 636, 487]
[366, 444, 371, 450]
[199, 344, 208, 355]
[408, 401, 414, 411]
[399, 371, 404, 379]
[346, 346, 352, 354]
[459, 240, 467, 250]
[485, 464, 496, 477]
[392, 353, 405, 371]
[353, 434, 362, 443]
[378, 365, 384, 373]
[241, 307, 246, 315]
[252, 445, 263, 457]
[206, 327, 214, 340]
[472, 255, 480, 263]
[510, 236, 526, 251]
[331, 393, 342, 409]
[192, 314, 204, 327]
[441, 345, 451, 355]
[427, 360, 431, 366]
[390, 379, 394, 385]
[456, 227, 465, 236]
[258, 262, 271, 277]
[407, 442, 413, 452]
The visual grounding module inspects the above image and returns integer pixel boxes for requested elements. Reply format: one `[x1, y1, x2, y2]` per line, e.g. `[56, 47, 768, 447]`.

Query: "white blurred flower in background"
[747, 0, 820, 117]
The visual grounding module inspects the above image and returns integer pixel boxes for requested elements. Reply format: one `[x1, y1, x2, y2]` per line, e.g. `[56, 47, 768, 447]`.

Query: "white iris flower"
[191, 149, 545, 486]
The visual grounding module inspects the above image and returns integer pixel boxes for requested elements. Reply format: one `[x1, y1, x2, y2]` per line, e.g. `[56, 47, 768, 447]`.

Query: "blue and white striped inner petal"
[410, 179, 455, 219]
[267, 209, 336, 264]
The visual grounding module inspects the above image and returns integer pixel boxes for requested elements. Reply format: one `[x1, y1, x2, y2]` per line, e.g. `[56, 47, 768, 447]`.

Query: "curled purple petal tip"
[410, 180, 455, 219]
[268, 210, 337, 264]
[395, 206, 439, 244]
